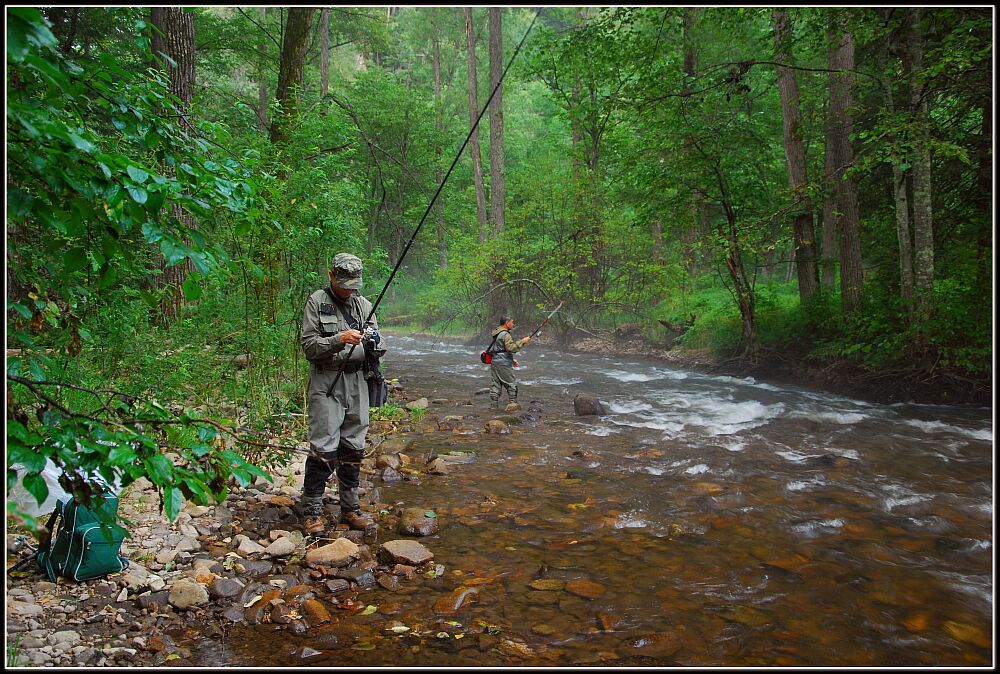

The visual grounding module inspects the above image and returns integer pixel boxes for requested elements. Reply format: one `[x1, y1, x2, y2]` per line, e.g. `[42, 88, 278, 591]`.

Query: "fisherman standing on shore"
[487, 315, 530, 409]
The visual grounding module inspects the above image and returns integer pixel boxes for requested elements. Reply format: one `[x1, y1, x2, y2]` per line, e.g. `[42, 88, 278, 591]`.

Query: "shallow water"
[183, 334, 993, 666]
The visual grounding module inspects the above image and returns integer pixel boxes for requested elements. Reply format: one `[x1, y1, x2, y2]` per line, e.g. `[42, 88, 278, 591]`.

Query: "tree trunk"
[256, 8, 268, 132]
[320, 8, 330, 98]
[650, 220, 664, 266]
[772, 9, 819, 304]
[875, 26, 913, 315]
[682, 8, 705, 279]
[465, 8, 488, 243]
[905, 7, 934, 322]
[432, 10, 447, 269]
[270, 8, 314, 144]
[150, 7, 196, 325]
[487, 7, 505, 237]
[827, 17, 863, 314]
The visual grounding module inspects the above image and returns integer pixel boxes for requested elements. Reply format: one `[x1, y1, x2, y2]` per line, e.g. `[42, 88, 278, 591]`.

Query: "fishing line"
[327, 8, 542, 399]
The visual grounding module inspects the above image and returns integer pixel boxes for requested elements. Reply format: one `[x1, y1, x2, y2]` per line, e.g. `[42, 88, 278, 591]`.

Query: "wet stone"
[525, 591, 561, 606]
[381, 539, 434, 566]
[208, 577, 244, 599]
[565, 579, 607, 600]
[377, 574, 401, 591]
[399, 507, 441, 536]
[221, 604, 245, 623]
[325, 579, 351, 594]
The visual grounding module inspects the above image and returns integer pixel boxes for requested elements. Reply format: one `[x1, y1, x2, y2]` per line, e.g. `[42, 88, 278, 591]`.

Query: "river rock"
[504, 402, 522, 413]
[381, 467, 403, 483]
[208, 577, 244, 599]
[405, 398, 429, 411]
[234, 535, 267, 557]
[565, 578, 607, 599]
[484, 419, 510, 434]
[426, 458, 450, 475]
[573, 394, 606, 416]
[120, 563, 153, 592]
[263, 536, 297, 558]
[380, 539, 434, 565]
[305, 538, 359, 568]
[398, 507, 441, 536]
[376, 455, 401, 470]
[301, 598, 331, 625]
[432, 586, 480, 614]
[167, 579, 209, 610]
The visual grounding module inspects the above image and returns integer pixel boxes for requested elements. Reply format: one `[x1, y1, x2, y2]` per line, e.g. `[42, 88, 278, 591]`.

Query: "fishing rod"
[327, 8, 542, 399]
[527, 300, 565, 340]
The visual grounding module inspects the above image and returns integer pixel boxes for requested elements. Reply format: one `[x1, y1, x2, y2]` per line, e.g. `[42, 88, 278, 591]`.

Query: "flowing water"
[186, 334, 993, 667]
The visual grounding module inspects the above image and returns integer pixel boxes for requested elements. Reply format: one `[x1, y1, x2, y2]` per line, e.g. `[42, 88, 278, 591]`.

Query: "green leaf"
[10, 302, 33, 319]
[181, 275, 202, 301]
[98, 263, 117, 289]
[22, 472, 49, 507]
[126, 184, 148, 205]
[67, 132, 96, 153]
[145, 452, 174, 484]
[8, 187, 34, 217]
[163, 486, 183, 521]
[139, 289, 160, 309]
[127, 165, 149, 184]
[63, 248, 88, 274]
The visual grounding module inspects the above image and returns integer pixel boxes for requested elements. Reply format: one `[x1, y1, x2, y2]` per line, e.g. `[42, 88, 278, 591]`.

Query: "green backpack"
[36, 494, 129, 582]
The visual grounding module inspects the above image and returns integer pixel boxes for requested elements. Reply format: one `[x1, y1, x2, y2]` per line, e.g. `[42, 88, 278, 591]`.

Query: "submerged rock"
[573, 394, 605, 416]
[398, 507, 441, 536]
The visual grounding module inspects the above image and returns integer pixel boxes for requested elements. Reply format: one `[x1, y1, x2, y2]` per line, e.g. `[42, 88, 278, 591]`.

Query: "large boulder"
[573, 393, 606, 416]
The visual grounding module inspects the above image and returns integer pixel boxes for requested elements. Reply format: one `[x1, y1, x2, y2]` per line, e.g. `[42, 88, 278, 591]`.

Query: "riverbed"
[183, 333, 993, 666]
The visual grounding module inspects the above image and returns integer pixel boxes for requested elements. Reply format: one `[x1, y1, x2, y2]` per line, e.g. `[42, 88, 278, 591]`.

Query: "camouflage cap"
[331, 253, 363, 290]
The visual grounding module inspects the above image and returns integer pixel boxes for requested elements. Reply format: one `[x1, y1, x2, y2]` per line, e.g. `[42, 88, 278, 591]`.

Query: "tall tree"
[772, 8, 819, 303]
[465, 7, 489, 243]
[431, 9, 447, 268]
[256, 7, 268, 133]
[904, 7, 934, 324]
[826, 15, 864, 313]
[875, 13, 913, 315]
[488, 7, 505, 236]
[150, 7, 196, 324]
[270, 8, 315, 144]
[319, 8, 330, 98]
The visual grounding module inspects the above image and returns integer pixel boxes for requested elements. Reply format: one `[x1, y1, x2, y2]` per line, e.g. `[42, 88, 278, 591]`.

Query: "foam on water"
[684, 464, 710, 475]
[786, 476, 829, 492]
[791, 518, 845, 537]
[607, 400, 655, 414]
[614, 512, 651, 528]
[600, 369, 663, 382]
[901, 418, 993, 442]
[788, 409, 871, 425]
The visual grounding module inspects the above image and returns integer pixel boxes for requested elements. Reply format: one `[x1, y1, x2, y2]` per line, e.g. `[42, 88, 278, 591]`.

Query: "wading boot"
[489, 399, 500, 410]
[340, 509, 374, 531]
[300, 495, 325, 536]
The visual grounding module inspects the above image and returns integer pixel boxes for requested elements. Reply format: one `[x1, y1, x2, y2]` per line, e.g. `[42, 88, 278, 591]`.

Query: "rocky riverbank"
[4, 392, 526, 668]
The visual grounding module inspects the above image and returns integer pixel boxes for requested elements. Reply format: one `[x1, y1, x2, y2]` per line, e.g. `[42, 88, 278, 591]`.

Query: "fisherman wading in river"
[486, 315, 531, 409]
[299, 253, 384, 535]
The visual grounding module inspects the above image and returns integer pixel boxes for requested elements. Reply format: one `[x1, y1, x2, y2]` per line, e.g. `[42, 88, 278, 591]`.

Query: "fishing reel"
[361, 325, 381, 349]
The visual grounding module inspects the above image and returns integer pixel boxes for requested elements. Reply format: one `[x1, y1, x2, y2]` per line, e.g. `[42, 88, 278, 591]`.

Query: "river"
[186, 333, 993, 667]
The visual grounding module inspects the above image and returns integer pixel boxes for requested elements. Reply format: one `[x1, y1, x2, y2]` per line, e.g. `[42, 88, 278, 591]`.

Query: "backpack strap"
[36, 500, 65, 582]
[489, 330, 509, 354]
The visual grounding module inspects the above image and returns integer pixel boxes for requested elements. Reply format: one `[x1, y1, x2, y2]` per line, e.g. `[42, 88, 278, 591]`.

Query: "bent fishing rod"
[527, 300, 565, 340]
[327, 8, 542, 399]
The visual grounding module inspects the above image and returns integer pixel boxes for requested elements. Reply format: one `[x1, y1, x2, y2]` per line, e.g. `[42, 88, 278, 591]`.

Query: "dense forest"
[6, 7, 993, 525]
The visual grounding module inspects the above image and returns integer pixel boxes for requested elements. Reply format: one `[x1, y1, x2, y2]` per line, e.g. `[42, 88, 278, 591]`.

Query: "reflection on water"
[186, 334, 993, 667]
